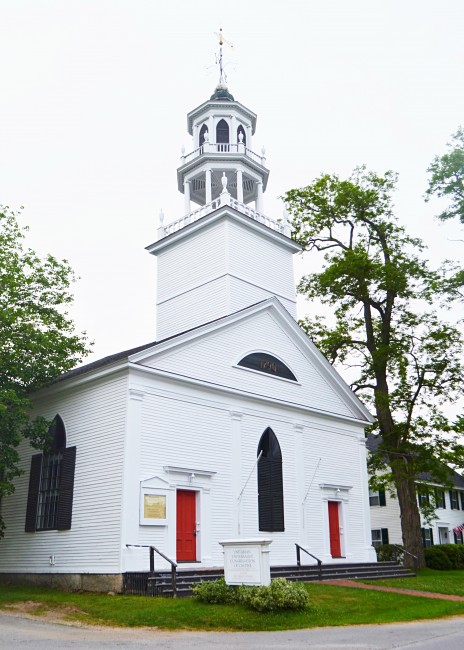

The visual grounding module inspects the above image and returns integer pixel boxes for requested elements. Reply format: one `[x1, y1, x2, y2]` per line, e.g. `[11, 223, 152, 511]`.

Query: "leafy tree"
[426, 127, 464, 224]
[284, 168, 464, 568]
[0, 206, 91, 536]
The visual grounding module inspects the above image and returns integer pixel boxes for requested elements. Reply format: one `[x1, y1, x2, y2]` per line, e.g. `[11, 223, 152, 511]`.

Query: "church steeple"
[176, 84, 269, 215]
[146, 83, 300, 341]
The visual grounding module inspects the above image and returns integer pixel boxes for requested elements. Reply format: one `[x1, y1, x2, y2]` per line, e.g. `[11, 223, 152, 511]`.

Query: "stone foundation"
[0, 572, 123, 593]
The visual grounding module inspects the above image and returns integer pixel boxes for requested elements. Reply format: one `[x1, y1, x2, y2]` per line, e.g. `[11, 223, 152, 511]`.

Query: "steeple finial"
[214, 27, 233, 88]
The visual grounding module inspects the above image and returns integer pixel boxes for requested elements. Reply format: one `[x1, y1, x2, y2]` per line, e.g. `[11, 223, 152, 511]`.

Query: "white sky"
[1, 0, 464, 365]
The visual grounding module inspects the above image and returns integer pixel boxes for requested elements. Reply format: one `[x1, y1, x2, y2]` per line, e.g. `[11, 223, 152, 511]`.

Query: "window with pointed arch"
[199, 124, 209, 147]
[237, 125, 246, 146]
[216, 119, 229, 144]
[25, 415, 76, 532]
[257, 427, 285, 532]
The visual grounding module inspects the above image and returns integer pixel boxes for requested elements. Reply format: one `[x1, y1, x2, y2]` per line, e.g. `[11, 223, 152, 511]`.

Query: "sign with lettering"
[220, 539, 272, 586]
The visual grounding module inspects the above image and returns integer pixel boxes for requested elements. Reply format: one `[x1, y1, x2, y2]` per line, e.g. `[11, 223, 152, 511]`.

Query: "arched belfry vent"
[238, 352, 297, 381]
[199, 124, 209, 146]
[257, 428, 284, 532]
[216, 119, 229, 144]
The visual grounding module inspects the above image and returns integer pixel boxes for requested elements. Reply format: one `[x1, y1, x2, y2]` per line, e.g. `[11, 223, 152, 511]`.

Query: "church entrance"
[176, 490, 197, 561]
[328, 501, 342, 558]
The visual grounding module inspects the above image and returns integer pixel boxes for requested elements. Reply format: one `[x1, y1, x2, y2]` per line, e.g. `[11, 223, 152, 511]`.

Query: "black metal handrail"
[126, 544, 178, 597]
[390, 544, 418, 573]
[295, 543, 323, 580]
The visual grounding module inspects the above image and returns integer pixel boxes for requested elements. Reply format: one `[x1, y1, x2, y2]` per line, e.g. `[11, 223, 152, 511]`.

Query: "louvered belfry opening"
[25, 414, 76, 532]
[199, 123, 208, 146]
[257, 427, 285, 532]
[216, 119, 229, 144]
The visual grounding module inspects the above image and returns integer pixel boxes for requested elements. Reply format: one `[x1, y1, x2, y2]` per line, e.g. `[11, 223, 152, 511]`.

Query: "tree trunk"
[391, 464, 425, 569]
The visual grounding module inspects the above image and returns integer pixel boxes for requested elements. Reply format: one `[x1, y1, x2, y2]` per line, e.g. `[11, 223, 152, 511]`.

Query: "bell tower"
[147, 70, 301, 341]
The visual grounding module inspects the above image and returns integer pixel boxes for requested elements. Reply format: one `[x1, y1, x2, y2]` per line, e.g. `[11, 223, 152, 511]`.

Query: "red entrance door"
[328, 501, 342, 558]
[176, 490, 197, 561]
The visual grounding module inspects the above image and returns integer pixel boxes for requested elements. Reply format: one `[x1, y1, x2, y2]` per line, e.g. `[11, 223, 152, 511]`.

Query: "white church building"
[0, 80, 377, 591]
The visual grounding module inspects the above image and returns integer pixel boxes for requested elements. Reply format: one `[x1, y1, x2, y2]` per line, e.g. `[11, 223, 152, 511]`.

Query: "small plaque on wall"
[144, 494, 166, 520]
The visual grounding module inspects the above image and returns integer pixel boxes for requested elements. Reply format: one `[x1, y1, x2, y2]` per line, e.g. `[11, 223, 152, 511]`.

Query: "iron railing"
[295, 543, 323, 580]
[125, 544, 178, 597]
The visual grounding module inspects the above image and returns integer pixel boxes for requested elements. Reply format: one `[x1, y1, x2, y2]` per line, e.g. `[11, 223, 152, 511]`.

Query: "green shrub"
[193, 577, 310, 612]
[436, 544, 464, 570]
[192, 578, 239, 604]
[238, 578, 309, 612]
[424, 547, 453, 570]
[375, 544, 404, 564]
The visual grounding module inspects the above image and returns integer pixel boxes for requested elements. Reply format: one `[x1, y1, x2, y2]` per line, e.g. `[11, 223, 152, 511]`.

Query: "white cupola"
[146, 82, 301, 341]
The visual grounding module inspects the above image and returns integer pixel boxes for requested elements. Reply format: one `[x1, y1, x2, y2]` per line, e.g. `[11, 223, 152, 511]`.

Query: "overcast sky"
[1, 0, 463, 365]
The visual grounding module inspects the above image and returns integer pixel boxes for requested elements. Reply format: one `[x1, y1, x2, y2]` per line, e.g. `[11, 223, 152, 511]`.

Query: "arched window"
[238, 352, 297, 381]
[25, 415, 76, 532]
[199, 124, 209, 146]
[257, 428, 284, 532]
[237, 125, 246, 146]
[216, 119, 229, 144]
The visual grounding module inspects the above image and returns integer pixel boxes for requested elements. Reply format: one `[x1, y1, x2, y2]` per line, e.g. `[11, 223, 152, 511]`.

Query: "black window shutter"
[421, 527, 426, 547]
[56, 446, 76, 530]
[461, 492, 464, 510]
[379, 489, 386, 506]
[442, 491, 446, 509]
[429, 528, 434, 546]
[258, 457, 273, 531]
[449, 490, 454, 510]
[454, 531, 458, 544]
[25, 454, 43, 532]
[270, 459, 284, 532]
[381, 528, 389, 545]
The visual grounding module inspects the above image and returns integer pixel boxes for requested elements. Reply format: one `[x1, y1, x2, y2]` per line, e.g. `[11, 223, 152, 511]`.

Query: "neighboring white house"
[367, 435, 464, 551]
[0, 80, 378, 592]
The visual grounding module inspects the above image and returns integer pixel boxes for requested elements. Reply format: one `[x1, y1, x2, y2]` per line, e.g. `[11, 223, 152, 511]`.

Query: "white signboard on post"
[220, 539, 272, 586]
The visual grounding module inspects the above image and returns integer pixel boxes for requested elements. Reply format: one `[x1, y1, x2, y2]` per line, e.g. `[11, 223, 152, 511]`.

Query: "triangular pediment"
[130, 299, 373, 424]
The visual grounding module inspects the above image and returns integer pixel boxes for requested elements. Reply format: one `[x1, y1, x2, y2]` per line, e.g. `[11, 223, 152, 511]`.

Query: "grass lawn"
[0, 581, 464, 631]
[360, 568, 464, 597]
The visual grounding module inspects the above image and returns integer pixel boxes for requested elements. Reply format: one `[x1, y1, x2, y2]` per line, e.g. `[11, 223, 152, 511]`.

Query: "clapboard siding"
[228, 219, 296, 300]
[0, 375, 128, 574]
[156, 276, 229, 340]
[157, 220, 227, 302]
[146, 310, 355, 418]
[228, 276, 297, 318]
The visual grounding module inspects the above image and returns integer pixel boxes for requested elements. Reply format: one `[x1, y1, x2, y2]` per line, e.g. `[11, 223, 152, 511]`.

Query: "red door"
[328, 501, 342, 558]
[176, 490, 196, 561]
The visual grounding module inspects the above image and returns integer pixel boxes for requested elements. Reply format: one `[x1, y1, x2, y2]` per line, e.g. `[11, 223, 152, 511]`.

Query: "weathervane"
[214, 28, 234, 85]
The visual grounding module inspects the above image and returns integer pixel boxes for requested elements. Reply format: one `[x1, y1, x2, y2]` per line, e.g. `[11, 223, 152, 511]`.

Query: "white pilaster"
[205, 168, 212, 204]
[231, 114, 237, 143]
[256, 180, 263, 213]
[184, 180, 191, 214]
[236, 169, 243, 203]
[294, 423, 305, 544]
[230, 411, 243, 536]
[120, 389, 144, 571]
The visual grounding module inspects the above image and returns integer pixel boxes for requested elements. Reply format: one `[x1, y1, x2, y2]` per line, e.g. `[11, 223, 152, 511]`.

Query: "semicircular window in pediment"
[237, 352, 297, 381]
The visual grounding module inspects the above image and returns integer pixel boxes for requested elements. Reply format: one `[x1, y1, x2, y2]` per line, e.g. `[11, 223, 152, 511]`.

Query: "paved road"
[1, 612, 464, 649]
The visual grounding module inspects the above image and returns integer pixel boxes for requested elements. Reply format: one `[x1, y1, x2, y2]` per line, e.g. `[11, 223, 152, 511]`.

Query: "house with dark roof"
[0, 80, 377, 591]
[366, 435, 464, 550]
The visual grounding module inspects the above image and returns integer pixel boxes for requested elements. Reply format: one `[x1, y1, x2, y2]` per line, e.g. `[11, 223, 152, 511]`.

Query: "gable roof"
[51, 297, 373, 424]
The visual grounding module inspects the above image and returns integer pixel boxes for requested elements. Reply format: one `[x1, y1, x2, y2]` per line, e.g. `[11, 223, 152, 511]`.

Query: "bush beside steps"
[192, 577, 311, 612]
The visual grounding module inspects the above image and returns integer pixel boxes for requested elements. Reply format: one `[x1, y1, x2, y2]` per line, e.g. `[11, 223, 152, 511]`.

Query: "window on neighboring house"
[421, 527, 434, 548]
[450, 490, 460, 510]
[257, 427, 284, 532]
[460, 492, 464, 510]
[418, 490, 430, 507]
[25, 415, 76, 532]
[434, 489, 446, 509]
[369, 489, 386, 507]
[371, 528, 389, 548]
[454, 529, 464, 545]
